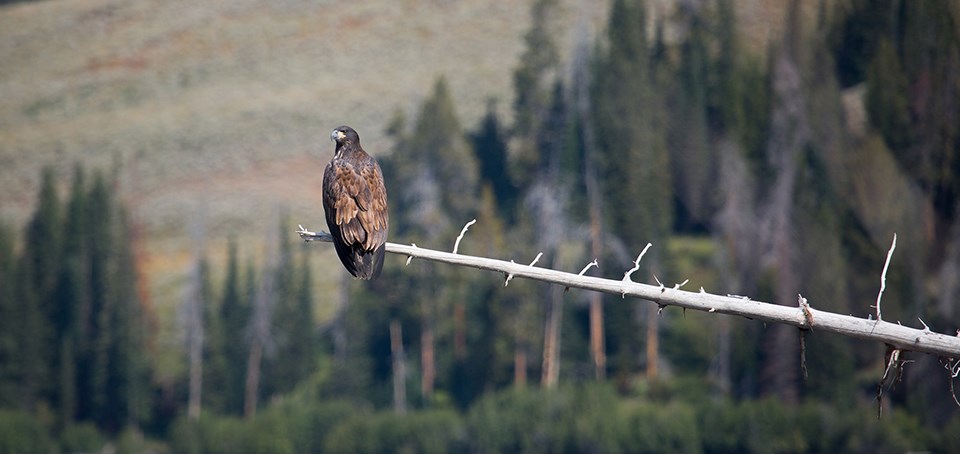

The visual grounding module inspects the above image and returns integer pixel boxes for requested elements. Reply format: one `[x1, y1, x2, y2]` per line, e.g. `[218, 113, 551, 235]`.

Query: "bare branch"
[296, 225, 960, 359]
[877, 346, 904, 419]
[578, 259, 599, 276]
[566, 259, 599, 293]
[503, 252, 543, 287]
[874, 233, 897, 321]
[406, 244, 418, 266]
[942, 357, 960, 408]
[453, 219, 476, 254]
[623, 243, 653, 282]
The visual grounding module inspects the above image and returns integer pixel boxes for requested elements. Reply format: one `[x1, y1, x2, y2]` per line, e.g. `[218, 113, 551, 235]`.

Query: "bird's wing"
[356, 159, 389, 250]
[322, 160, 371, 249]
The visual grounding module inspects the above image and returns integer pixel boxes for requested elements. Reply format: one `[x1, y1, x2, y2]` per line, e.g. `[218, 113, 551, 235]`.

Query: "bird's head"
[331, 125, 360, 151]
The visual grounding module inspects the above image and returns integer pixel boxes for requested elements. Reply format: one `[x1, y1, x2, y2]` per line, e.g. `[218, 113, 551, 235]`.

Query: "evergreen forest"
[2, 0, 960, 452]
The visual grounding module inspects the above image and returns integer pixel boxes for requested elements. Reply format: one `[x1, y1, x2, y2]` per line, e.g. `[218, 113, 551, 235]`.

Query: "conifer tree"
[16, 167, 61, 409]
[386, 77, 480, 402]
[219, 237, 250, 415]
[470, 102, 515, 221]
[866, 38, 911, 152]
[57, 165, 90, 423]
[0, 223, 17, 408]
[512, 0, 562, 186]
[265, 216, 318, 397]
[592, 0, 673, 381]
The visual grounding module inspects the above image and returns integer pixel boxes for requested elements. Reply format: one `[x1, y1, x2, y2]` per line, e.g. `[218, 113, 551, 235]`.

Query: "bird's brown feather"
[321, 134, 388, 280]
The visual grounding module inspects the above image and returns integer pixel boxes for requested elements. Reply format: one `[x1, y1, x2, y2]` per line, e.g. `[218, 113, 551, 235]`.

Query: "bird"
[321, 125, 389, 280]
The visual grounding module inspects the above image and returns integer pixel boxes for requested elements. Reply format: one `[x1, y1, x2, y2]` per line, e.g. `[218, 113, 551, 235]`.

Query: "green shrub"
[0, 410, 53, 454]
[626, 401, 701, 454]
[261, 398, 365, 453]
[168, 414, 247, 454]
[60, 422, 104, 453]
[466, 384, 632, 453]
[324, 409, 464, 454]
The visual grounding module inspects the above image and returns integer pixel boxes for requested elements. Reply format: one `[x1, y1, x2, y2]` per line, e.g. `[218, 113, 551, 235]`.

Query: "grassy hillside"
[0, 0, 807, 377]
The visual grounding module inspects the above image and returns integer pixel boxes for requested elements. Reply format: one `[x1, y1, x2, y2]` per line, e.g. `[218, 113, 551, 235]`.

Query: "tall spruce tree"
[386, 77, 480, 402]
[16, 167, 61, 409]
[0, 222, 17, 408]
[512, 0, 562, 186]
[470, 102, 515, 221]
[219, 237, 250, 415]
[265, 215, 318, 397]
[593, 0, 673, 381]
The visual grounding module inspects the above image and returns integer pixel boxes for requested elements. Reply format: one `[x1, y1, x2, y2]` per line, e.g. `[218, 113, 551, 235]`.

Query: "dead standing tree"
[298, 223, 960, 414]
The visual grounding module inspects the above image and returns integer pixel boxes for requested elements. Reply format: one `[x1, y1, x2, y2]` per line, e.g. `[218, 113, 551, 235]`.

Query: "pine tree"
[15, 167, 61, 409]
[219, 237, 250, 415]
[866, 38, 911, 152]
[670, 9, 714, 229]
[57, 165, 90, 424]
[512, 0, 562, 185]
[470, 101, 515, 221]
[264, 215, 318, 397]
[0, 222, 17, 407]
[384, 77, 480, 403]
[108, 205, 148, 430]
[593, 0, 672, 254]
[592, 0, 673, 381]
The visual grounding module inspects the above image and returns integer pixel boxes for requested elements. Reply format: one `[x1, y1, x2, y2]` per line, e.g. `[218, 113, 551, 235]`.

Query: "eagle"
[322, 125, 389, 280]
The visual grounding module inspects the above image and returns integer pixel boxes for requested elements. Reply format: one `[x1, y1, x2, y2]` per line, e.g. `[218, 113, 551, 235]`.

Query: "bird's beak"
[330, 130, 339, 142]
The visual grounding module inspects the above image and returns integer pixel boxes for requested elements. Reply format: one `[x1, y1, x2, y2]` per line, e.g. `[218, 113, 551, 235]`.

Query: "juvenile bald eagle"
[322, 126, 388, 280]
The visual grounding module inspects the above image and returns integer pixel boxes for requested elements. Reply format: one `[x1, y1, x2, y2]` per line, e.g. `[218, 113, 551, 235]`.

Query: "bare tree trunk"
[454, 301, 466, 359]
[390, 319, 406, 414]
[589, 295, 606, 379]
[183, 258, 204, 421]
[514, 347, 527, 388]
[574, 32, 607, 381]
[243, 339, 262, 419]
[541, 284, 563, 388]
[420, 319, 435, 400]
[184, 217, 206, 421]
[712, 317, 732, 393]
[419, 284, 436, 399]
[759, 0, 808, 402]
[244, 230, 276, 420]
[713, 139, 759, 394]
[186, 314, 202, 420]
[645, 305, 659, 380]
[332, 272, 348, 363]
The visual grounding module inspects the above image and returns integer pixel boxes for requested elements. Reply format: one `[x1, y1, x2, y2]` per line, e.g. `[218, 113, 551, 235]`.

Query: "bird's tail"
[353, 243, 385, 280]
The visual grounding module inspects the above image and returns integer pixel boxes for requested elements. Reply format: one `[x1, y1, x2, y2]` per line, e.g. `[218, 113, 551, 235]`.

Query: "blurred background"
[2, 0, 959, 452]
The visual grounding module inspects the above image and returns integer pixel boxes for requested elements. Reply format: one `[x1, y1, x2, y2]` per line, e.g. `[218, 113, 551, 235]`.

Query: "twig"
[877, 345, 903, 419]
[578, 259, 599, 276]
[504, 252, 543, 287]
[406, 244, 418, 266]
[623, 243, 653, 282]
[942, 357, 960, 408]
[567, 259, 599, 292]
[800, 329, 808, 380]
[297, 224, 321, 240]
[452, 219, 476, 254]
[873, 233, 897, 322]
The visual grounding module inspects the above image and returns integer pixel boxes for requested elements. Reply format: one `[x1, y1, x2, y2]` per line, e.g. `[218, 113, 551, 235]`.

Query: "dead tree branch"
[297, 226, 960, 359]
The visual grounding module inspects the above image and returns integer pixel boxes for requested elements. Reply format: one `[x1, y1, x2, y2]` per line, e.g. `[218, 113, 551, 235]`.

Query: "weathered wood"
[298, 228, 960, 358]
